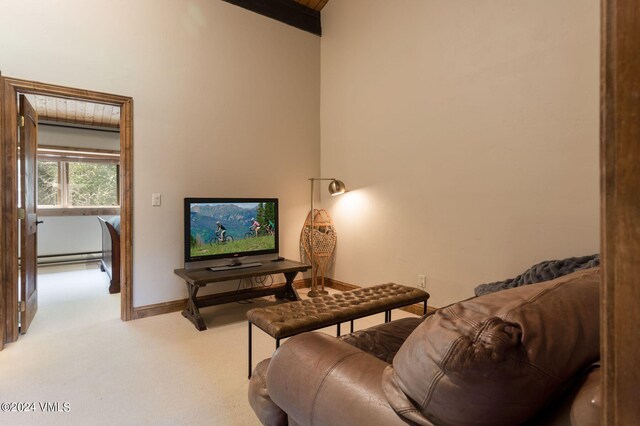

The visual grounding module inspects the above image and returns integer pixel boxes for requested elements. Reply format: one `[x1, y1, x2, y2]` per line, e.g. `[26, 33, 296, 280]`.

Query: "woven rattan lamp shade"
[302, 178, 346, 297]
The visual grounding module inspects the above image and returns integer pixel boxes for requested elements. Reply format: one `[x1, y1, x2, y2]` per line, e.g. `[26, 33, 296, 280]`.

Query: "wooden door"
[19, 94, 38, 334]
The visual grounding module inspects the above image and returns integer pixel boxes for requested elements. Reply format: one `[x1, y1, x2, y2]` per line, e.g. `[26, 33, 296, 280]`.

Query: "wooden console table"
[174, 259, 310, 331]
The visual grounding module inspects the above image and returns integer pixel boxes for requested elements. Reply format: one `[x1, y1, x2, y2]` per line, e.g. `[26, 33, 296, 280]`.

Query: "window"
[68, 162, 119, 206]
[37, 160, 60, 206]
[37, 146, 120, 213]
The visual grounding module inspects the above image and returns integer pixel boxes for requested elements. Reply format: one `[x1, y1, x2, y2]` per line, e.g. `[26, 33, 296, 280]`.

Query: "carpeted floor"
[0, 263, 415, 425]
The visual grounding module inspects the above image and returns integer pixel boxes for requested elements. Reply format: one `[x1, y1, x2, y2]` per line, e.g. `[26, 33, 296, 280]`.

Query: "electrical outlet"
[152, 193, 161, 206]
[418, 274, 427, 290]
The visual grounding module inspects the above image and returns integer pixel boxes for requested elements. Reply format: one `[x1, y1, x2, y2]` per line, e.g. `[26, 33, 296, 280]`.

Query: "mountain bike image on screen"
[209, 230, 233, 245]
[187, 199, 279, 262]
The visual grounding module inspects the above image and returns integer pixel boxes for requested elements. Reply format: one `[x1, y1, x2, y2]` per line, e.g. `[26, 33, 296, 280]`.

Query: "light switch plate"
[152, 193, 161, 206]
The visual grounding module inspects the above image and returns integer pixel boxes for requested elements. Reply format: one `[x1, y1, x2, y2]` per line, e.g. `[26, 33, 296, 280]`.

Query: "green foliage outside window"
[68, 162, 118, 206]
[37, 159, 119, 207]
[37, 161, 59, 206]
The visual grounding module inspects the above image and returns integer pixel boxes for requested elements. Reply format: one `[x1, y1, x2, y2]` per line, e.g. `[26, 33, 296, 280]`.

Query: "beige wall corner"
[320, 0, 600, 306]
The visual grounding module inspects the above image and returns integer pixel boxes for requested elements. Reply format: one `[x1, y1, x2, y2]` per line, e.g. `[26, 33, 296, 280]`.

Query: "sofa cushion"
[384, 268, 600, 426]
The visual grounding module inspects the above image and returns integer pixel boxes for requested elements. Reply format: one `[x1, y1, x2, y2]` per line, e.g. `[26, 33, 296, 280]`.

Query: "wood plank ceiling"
[23, 94, 120, 129]
[293, 0, 329, 11]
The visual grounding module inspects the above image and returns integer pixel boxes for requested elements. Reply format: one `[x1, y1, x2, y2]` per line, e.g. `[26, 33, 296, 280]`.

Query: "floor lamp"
[307, 178, 346, 298]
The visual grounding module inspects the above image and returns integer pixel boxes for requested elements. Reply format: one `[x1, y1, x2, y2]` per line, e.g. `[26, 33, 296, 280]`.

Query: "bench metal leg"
[424, 300, 427, 315]
[337, 322, 341, 337]
[276, 338, 280, 349]
[389, 310, 392, 322]
[248, 322, 252, 379]
[350, 320, 354, 333]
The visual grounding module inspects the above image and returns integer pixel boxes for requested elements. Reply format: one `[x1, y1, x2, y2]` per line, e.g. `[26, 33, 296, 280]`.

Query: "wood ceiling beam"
[223, 0, 321, 36]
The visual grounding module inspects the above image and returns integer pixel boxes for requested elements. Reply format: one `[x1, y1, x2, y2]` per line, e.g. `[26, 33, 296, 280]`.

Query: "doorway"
[34, 108, 122, 331]
[1, 77, 133, 349]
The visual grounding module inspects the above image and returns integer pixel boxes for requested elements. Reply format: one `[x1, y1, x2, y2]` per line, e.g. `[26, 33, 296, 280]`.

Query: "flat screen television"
[184, 198, 279, 270]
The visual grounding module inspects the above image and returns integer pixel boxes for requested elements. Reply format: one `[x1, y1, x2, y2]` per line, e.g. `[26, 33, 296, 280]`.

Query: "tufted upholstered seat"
[246, 283, 430, 378]
[247, 283, 429, 339]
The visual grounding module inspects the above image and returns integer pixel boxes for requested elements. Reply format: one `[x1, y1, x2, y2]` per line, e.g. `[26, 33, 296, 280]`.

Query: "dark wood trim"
[3, 78, 129, 104]
[601, 0, 640, 423]
[0, 73, 5, 350]
[0, 77, 134, 345]
[133, 278, 310, 319]
[323, 277, 357, 291]
[119, 98, 133, 321]
[295, 278, 311, 289]
[37, 207, 121, 217]
[223, 0, 321, 36]
[1, 78, 20, 344]
[133, 299, 184, 320]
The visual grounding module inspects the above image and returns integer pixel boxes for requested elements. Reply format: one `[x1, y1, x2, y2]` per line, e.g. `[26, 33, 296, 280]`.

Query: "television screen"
[184, 198, 279, 265]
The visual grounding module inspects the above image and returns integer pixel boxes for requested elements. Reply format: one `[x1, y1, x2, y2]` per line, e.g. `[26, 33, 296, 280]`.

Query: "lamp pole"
[307, 178, 346, 297]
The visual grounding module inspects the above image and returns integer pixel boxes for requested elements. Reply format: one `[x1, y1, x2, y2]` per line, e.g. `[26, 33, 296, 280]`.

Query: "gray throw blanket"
[474, 254, 600, 296]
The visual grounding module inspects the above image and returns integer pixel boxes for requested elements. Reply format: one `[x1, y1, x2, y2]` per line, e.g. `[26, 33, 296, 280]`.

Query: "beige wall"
[1, 0, 320, 306]
[320, 0, 600, 306]
[2, 0, 600, 310]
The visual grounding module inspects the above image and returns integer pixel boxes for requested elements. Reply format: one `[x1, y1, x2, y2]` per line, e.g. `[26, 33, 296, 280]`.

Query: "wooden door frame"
[1, 77, 133, 347]
[601, 0, 640, 423]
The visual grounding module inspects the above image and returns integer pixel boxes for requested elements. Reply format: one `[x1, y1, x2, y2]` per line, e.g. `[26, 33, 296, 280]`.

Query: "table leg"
[276, 271, 301, 301]
[350, 320, 354, 333]
[248, 322, 252, 379]
[181, 282, 207, 331]
[423, 300, 427, 315]
[337, 322, 341, 337]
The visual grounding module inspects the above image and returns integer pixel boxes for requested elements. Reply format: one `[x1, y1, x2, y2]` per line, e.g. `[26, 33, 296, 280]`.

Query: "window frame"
[37, 145, 121, 216]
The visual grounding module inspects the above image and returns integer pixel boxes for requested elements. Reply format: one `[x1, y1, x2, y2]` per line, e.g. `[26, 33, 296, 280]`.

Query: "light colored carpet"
[0, 264, 416, 425]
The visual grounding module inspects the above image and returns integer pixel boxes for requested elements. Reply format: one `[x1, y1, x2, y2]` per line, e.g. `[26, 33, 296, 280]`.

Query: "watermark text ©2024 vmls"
[1, 402, 71, 413]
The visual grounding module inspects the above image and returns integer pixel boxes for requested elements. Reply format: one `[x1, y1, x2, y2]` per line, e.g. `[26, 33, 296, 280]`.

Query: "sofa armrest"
[266, 332, 416, 426]
[249, 359, 288, 426]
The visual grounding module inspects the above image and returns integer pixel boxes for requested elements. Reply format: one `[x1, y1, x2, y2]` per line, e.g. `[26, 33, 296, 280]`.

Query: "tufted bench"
[246, 283, 429, 378]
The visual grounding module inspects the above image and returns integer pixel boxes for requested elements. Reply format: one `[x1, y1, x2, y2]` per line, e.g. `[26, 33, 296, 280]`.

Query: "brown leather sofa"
[248, 268, 601, 426]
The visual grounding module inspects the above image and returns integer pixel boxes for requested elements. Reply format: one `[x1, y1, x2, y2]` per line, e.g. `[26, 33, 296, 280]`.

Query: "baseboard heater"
[35, 251, 102, 266]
